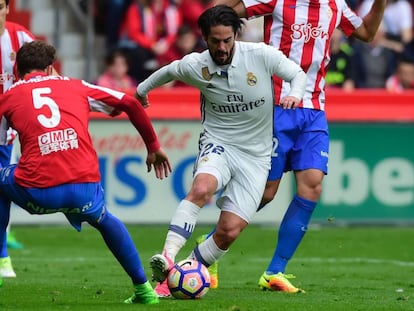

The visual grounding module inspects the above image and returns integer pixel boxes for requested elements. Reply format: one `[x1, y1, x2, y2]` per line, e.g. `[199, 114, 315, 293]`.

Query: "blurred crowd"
[90, 0, 414, 92]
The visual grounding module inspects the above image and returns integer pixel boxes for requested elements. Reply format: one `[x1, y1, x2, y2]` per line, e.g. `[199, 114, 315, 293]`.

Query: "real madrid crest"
[202, 67, 212, 81]
[246, 72, 257, 86]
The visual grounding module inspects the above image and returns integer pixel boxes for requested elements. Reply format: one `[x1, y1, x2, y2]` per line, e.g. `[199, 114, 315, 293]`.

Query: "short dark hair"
[197, 5, 244, 38]
[17, 41, 56, 78]
[5, 0, 9, 6]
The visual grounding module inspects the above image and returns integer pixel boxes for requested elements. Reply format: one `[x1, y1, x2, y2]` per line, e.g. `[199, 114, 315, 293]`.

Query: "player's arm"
[85, 82, 172, 179]
[352, 0, 386, 42]
[118, 95, 172, 179]
[135, 59, 194, 106]
[109, 93, 172, 179]
[263, 44, 307, 109]
[134, 64, 175, 108]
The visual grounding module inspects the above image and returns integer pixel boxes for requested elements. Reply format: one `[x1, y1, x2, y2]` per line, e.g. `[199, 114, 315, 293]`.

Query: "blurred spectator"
[358, 0, 413, 68]
[118, 0, 182, 82]
[351, 25, 394, 88]
[157, 24, 205, 66]
[157, 24, 205, 87]
[96, 50, 137, 95]
[385, 54, 414, 92]
[326, 29, 355, 91]
[106, 0, 133, 52]
[176, 0, 210, 35]
[79, 0, 133, 52]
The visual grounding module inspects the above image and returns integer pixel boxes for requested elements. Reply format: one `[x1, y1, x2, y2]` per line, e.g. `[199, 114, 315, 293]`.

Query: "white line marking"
[250, 257, 414, 267]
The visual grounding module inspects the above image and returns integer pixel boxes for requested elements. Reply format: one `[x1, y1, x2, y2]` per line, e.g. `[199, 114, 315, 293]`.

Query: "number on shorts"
[200, 143, 225, 157]
[271, 137, 279, 157]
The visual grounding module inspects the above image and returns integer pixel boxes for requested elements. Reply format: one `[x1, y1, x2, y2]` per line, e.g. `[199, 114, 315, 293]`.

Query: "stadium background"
[8, 0, 414, 226]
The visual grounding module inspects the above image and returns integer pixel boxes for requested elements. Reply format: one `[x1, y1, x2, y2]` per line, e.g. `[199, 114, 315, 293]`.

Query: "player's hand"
[134, 91, 150, 108]
[146, 148, 172, 179]
[279, 96, 300, 109]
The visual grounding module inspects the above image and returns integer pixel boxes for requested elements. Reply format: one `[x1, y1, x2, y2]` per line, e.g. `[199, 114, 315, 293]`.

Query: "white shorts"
[194, 134, 270, 223]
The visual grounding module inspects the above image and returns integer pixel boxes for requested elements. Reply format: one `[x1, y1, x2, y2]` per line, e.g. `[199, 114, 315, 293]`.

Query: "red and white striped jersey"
[0, 72, 160, 188]
[0, 21, 35, 94]
[243, 0, 363, 110]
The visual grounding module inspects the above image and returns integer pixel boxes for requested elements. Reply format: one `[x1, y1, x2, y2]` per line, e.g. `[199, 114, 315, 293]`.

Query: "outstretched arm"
[85, 82, 172, 179]
[136, 63, 177, 99]
[116, 94, 172, 179]
[352, 0, 386, 42]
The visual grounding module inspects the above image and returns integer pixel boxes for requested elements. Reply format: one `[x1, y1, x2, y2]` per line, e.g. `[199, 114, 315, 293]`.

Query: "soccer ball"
[167, 259, 211, 299]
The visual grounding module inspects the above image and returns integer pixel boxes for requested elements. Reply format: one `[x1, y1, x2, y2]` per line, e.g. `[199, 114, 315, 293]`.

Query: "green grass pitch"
[0, 224, 413, 311]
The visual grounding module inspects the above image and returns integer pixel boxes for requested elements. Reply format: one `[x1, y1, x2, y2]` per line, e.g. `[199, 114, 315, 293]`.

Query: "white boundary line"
[250, 257, 414, 267]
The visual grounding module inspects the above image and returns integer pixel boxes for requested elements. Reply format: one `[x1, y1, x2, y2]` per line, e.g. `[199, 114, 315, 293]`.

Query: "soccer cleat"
[0, 256, 16, 278]
[258, 272, 305, 293]
[124, 281, 159, 304]
[150, 253, 172, 283]
[7, 231, 24, 249]
[154, 280, 172, 298]
[196, 234, 218, 289]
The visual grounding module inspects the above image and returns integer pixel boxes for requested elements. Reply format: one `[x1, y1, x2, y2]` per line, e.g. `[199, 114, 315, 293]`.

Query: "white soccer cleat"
[150, 253, 172, 283]
[0, 256, 17, 278]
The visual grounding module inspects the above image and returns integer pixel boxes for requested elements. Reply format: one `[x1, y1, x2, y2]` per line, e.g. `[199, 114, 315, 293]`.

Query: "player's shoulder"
[5, 21, 31, 33]
[177, 50, 209, 72]
[181, 51, 208, 65]
[237, 41, 278, 56]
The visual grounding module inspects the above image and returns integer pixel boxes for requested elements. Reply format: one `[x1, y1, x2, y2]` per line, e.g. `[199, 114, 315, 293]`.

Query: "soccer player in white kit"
[211, 0, 386, 292]
[135, 5, 307, 297]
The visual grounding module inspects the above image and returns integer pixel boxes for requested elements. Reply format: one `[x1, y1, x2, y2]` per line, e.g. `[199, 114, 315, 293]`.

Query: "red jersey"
[120, 0, 182, 49]
[244, 0, 363, 110]
[0, 72, 160, 188]
[0, 21, 35, 94]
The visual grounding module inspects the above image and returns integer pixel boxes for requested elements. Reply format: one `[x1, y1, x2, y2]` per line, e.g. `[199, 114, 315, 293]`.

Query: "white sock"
[163, 200, 201, 261]
[189, 235, 227, 267]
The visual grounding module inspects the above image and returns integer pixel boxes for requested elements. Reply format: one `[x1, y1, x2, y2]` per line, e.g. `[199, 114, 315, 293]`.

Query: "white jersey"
[138, 41, 306, 157]
[243, 0, 363, 110]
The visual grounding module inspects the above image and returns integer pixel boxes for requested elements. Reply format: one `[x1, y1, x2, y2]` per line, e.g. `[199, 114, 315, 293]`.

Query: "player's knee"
[298, 181, 323, 201]
[313, 183, 323, 197]
[186, 184, 215, 206]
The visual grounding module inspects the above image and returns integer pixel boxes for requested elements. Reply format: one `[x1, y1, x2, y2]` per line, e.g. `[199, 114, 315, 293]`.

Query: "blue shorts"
[268, 107, 329, 181]
[0, 165, 105, 231]
[0, 144, 12, 167]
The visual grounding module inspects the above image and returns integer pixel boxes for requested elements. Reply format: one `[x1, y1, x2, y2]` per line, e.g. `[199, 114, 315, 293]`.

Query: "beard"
[210, 45, 234, 66]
